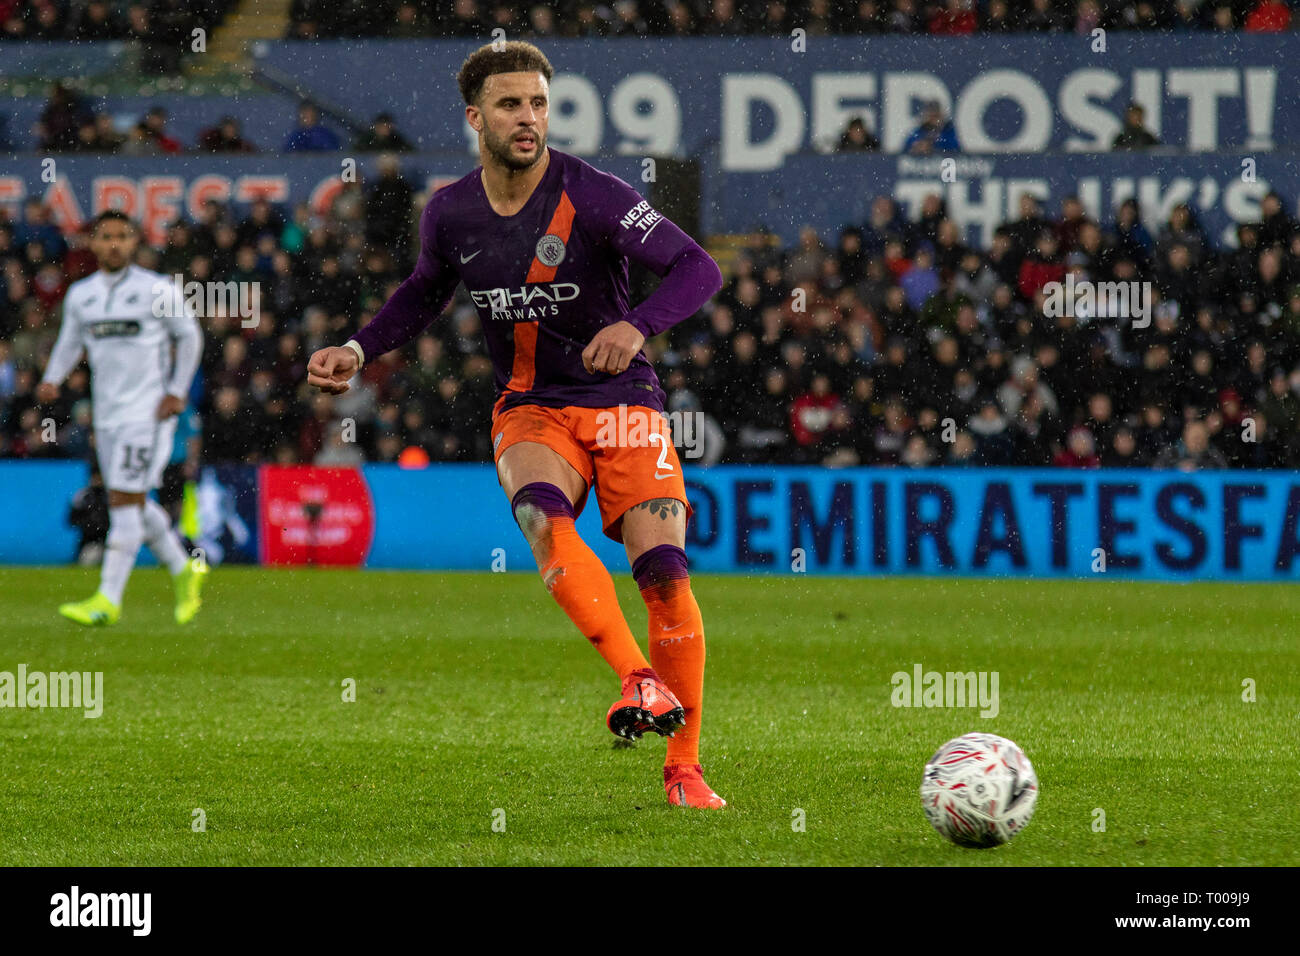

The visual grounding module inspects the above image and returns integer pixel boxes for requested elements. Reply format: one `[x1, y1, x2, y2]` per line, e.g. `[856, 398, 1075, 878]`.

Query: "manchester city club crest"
[535, 233, 566, 267]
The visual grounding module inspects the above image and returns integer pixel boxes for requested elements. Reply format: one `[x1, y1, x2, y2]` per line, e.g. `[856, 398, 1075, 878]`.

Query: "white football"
[921, 733, 1038, 848]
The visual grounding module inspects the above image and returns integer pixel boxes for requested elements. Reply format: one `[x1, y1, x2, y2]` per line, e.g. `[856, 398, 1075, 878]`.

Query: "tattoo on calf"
[632, 498, 681, 520]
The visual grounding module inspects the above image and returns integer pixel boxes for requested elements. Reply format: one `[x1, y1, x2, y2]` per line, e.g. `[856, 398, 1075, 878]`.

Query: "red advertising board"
[257, 466, 375, 566]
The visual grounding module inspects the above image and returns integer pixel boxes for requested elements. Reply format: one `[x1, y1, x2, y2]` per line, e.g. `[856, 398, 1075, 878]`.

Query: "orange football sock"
[634, 544, 706, 766]
[512, 483, 647, 680]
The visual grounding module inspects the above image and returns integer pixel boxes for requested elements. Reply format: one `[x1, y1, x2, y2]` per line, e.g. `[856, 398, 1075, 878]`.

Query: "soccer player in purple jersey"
[307, 42, 726, 808]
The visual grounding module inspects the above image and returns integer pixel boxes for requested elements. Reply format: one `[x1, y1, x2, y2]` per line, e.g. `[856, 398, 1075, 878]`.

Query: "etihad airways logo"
[471, 282, 580, 320]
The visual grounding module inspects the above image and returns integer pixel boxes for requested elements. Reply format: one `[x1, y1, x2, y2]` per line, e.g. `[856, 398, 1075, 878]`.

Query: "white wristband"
[343, 339, 365, 370]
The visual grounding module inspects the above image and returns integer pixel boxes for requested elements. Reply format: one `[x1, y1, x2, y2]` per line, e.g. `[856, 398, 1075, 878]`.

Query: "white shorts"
[95, 418, 178, 494]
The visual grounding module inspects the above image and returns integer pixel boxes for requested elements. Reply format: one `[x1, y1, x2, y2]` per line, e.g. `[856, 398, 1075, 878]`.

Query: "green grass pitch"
[1, 565, 1296, 866]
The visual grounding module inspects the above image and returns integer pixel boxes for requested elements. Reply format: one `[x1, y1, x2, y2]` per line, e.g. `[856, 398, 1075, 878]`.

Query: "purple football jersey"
[351, 148, 722, 413]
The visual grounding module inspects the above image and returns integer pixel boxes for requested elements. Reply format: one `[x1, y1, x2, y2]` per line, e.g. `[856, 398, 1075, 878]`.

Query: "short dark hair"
[91, 209, 136, 233]
[457, 41, 554, 106]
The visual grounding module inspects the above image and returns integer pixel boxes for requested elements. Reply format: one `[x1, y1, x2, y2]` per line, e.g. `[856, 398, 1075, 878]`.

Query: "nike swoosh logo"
[654, 472, 673, 480]
[459, 250, 481, 263]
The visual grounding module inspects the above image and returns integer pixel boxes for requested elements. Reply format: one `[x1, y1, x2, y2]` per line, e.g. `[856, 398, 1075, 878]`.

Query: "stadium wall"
[5, 36, 1288, 158]
[4, 461, 1299, 581]
[251, 36, 1289, 160]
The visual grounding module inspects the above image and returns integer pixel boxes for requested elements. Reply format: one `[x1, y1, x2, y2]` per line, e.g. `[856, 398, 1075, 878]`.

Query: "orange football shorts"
[491, 398, 692, 542]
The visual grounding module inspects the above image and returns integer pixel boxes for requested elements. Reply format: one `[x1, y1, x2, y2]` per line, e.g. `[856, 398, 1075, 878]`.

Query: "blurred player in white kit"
[37, 210, 207, 626]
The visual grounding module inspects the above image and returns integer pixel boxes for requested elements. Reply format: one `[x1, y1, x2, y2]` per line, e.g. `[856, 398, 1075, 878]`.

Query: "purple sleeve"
[622, 244, 724, 339]
[592, 174, 723, 339]
[351, 198, 459, 361]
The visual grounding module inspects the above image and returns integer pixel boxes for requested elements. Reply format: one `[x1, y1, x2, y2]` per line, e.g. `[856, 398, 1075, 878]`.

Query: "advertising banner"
[4, 461, 1297, 580]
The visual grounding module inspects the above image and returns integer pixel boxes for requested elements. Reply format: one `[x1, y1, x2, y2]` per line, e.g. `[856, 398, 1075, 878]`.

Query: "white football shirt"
[42, 264, 203, 429]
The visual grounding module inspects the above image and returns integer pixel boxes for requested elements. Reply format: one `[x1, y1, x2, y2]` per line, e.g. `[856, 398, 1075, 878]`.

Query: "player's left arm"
[582, 178, 723, 375]
[157, 279, 204, 419]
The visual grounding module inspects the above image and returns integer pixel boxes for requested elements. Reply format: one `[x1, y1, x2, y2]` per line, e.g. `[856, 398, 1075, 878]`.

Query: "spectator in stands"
[999, 355, 1059, 418]
[198, 116, 257, 153]
[1210, 2, 1236, 29]
[1018, 231, 1066, 301]
[904, 100, 960, 155]
[981, 0, 1013, 30]
[1054, 426, 1101, 468]
[1156, 202, 1207, 266]
[14, 200, 65, 262]
[901, 243, 941, 310]
[700, 0, 746, 35]
[27, 1, 64, 38]
[444, 0, 485, 36]
[125, 3, 173, 75]
[353, 113, 413, 152]
[968, 398, 1016, 464]
[861, 196, 904, 256]
[1074, 0, 1103, 34]
[1155, 419, 1229, 469]
[73, 0, 125, 40]
[596, 0, 632, 33]
[71, 117, 99, 152]
[364, 155, 416, 265]
[1170, 0, 1201, 30]
[886, 0, 921, 32]
[564, 4, 608, 36]
[837, 116, 880, 152]
[786, 226, 829, 285]
[1025, 0, 1069, 30]
[388, 1, 427, 37]
[1113, 198, 1154, 266]
[285, 102, 341, 152]
[120, 121, 164, 155]
[1112, 102, 1160, 150]
[142, 106, 183, 153]
[790, 373, 846, 461]
[36, 82, 92, 152]
[1245, 0, 1291, 31]
[1055, 196, 1091, 253]
[1102, 426, 1144, 467]
[1259, 192, 1298, 247]
[0, 339, 15, 401]
[83, 113, 125, 152]
[929, 0, 977, 34]
[1260, 369, 1300, 460]
[1007, 194, 1049, 252]
[287, 5, 322, 40]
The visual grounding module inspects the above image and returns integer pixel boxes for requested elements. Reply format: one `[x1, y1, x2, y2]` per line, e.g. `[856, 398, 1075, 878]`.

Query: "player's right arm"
[36, 297, 84, 403]
[308, 198, 459, 394]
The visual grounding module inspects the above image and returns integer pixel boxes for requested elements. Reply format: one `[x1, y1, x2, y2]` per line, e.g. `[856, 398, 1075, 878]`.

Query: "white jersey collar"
[98, 264, 134, 291]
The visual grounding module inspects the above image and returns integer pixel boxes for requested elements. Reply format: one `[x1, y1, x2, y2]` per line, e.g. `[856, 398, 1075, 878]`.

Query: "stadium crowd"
[2, 0, 1296, 44]
[24, 82, 414, 155]
[284, 0, 1300, 37]
[3, 164, 1299, 473]
[2, 1, 236, 72]
[282, 0, 1299, 37]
